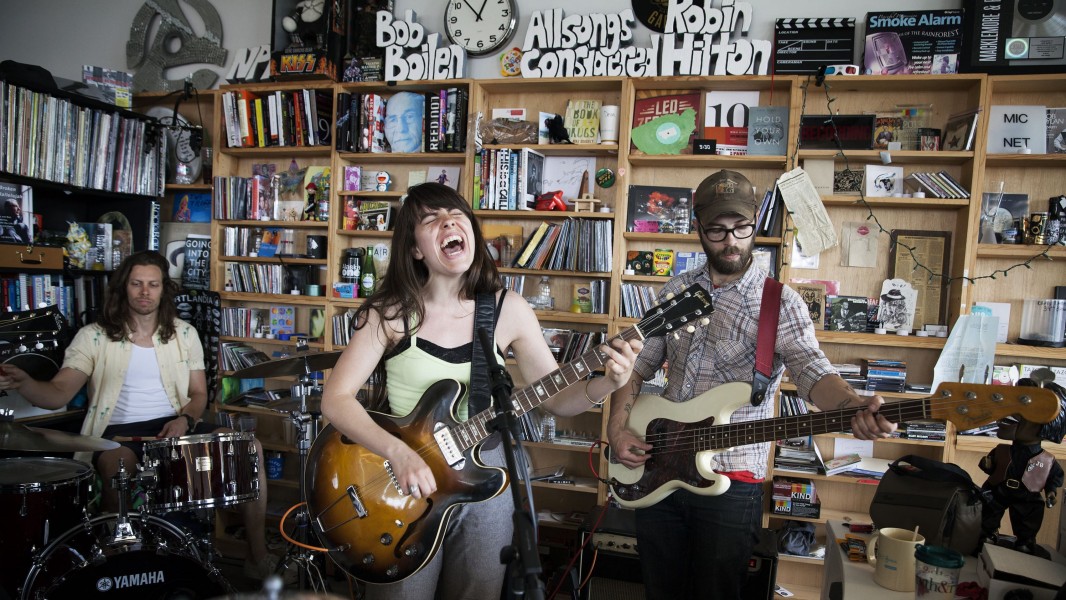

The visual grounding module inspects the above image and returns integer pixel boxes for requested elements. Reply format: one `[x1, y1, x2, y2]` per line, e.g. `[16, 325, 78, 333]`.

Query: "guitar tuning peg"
[665, 293, 675, 300]
[686, 325, 696, 333]
[673, 332, 680, 340]
[35, 341, 45, 350]
[700, 318, 710, 326]
[17, 344, 27, 353]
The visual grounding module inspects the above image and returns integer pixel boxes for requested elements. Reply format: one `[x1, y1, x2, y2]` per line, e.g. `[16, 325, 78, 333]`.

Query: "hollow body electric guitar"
[303, 285, 712, 583]
[608, 381, 1061, 509]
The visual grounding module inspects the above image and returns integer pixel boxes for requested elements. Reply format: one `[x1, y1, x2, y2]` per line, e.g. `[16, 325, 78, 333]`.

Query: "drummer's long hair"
[99, 251, 181, 343]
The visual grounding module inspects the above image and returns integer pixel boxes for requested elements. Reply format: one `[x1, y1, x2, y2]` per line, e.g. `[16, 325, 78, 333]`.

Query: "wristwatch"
[182, 414, 198, 431]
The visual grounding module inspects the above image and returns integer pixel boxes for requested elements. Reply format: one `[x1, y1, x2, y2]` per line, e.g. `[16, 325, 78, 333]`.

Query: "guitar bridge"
[347, 485, 367, 518]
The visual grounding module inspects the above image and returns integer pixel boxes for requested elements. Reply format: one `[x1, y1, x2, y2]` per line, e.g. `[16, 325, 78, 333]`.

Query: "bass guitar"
[303, 284, 712, 583]
[608, 381, 1060, 509]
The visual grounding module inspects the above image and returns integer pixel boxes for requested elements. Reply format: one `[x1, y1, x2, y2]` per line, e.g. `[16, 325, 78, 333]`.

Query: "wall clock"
[444, 0, 518, 56]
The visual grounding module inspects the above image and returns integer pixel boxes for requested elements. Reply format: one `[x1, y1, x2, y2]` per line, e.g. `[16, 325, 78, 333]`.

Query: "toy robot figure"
[980, 377, 1066, 558]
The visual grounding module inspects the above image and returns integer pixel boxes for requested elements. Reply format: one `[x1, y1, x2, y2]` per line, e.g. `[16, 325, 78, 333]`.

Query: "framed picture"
[888, 230, 951, 329]
[942, 110, 979, 151]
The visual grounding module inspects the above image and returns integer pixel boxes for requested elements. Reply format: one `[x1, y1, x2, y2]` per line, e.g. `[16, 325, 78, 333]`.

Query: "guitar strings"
[310, 296, 701, 526]
[633, 393, 1049, 457]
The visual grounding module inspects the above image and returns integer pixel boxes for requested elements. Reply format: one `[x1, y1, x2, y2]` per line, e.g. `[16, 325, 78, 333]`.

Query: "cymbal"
[0, 420, 120, 452]
[232, 351, 343, 379]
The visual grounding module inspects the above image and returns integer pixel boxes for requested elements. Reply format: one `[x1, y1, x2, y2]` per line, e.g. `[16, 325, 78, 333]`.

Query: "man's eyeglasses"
[701, 223, 755, 242]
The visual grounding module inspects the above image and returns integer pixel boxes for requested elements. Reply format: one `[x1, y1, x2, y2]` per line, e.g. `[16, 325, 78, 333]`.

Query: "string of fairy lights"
[785, 75, 1057, 285]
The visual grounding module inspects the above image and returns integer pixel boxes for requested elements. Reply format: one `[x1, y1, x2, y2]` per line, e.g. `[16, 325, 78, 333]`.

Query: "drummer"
[0, 251, 281, 582]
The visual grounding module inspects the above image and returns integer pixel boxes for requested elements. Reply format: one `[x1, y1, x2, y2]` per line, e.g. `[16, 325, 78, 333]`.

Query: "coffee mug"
[600, 105, 620, 144]
[266, 453, 284, 480]
[867, 527, 925, 591]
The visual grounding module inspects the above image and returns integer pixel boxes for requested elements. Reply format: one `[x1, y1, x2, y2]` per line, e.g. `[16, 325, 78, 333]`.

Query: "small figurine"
[282, 0, 327, 50]
[545, 114, 572, 144]
[979, 376, 1066, 558]
[375, 171, 391, 192]
[303, 181, 318, 220]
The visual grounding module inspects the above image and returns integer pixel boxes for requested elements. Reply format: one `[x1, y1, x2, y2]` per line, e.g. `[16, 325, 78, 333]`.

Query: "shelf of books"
[191, 72, 1066, 590]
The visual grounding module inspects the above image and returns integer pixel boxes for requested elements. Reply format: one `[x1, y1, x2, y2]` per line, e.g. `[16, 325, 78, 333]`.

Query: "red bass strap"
[750, 277, 782, 406]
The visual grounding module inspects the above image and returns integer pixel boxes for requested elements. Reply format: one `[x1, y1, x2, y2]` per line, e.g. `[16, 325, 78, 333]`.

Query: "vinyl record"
[1013, 0, 1066, 37]
[630, 109, 697, 155]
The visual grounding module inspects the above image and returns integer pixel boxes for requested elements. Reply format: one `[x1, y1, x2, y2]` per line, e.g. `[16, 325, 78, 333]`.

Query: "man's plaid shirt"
[631, 263, 836, 479]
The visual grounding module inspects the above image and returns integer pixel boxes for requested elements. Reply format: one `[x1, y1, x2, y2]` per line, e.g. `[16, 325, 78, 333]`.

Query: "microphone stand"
[477, 327, 545, 600]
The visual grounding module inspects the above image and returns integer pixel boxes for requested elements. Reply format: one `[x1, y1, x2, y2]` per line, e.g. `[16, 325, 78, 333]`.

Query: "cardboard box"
[863, 10, 965, 75]
[977, 543, 1066, 600]
[270, 0, 347, 80]
[772, 478, 818, 503]
[772, 498, 821, 519]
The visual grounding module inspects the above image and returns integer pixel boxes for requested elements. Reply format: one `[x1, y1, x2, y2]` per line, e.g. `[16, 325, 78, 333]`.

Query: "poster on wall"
[961, 0, 1066, 74]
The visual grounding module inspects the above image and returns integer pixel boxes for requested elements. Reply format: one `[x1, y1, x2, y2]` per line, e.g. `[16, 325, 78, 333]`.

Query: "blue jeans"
[635, 481, 762, 600]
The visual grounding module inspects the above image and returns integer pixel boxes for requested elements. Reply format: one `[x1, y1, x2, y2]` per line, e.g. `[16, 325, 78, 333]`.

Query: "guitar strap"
[470, 290, 506, 430]
[750, 277, 782, 406]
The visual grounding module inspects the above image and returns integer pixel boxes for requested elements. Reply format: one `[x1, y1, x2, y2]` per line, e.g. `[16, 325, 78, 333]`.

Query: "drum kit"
[0, 349, 342, 600]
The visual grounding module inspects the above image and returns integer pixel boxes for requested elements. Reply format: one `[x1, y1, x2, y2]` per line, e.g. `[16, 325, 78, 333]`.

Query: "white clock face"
[444, 0, 517, 56]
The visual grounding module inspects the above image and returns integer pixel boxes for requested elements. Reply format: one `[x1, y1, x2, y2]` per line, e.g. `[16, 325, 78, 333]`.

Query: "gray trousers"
[364, 444, 515, 600]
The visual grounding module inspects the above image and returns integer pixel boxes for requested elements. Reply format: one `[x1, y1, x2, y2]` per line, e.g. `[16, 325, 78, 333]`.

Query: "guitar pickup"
[347, 485, 368, 518]
[433, 425, 464, 467]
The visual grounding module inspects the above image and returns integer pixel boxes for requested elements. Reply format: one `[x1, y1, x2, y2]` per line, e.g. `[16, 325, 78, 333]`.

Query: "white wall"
[0, 0, 961, 85]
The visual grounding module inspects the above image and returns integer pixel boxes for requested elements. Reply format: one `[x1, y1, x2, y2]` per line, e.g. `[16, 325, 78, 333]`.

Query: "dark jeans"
[635, 481, 762, 600]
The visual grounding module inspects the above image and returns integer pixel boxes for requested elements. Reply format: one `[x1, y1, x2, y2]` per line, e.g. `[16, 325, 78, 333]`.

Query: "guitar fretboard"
[454, 327, 644, 451]
[698, 399, 932, 451]
[451, 283, 713, 451]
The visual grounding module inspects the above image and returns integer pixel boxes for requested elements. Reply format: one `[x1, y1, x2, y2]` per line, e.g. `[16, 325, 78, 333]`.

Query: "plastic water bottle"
[541, 413, 556, 442]
[538, 275, 553, 310]
[674, 197, 691, 234]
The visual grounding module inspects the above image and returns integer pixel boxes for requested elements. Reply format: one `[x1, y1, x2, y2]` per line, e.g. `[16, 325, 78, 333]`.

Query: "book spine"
[336, 92, 350, 151]
[427, 93, 441, 152]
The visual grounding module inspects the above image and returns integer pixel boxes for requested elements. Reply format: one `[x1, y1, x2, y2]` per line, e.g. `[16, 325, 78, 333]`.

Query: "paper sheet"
[777, 167, 838, 255]
[841, 221, 879, 268]
[834, 438, 874, 458]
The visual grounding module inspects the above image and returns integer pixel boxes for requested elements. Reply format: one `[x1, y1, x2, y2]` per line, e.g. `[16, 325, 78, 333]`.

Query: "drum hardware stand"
[274, 370, 323, 589]
[109, 460, 140, 544]
[132, 460, 218, 566]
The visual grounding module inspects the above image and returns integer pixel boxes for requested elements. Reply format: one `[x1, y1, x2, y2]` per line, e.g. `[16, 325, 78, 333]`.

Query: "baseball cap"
[693, 170, 757, 225]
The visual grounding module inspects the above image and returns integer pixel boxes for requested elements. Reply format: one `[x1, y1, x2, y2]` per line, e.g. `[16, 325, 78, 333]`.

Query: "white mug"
[867, 527, 925, 592]
[600, 105, 620, 143]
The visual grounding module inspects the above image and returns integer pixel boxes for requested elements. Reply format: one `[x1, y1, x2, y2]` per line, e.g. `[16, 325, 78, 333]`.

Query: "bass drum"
[0, 457, 93, 599]
[21, 513, 232, 599]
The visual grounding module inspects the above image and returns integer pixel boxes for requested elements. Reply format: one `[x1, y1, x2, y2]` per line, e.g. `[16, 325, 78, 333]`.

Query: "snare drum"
[142, 432, 259, 511]
[0, 457, 92, 598]
[22, 513, 232, 599]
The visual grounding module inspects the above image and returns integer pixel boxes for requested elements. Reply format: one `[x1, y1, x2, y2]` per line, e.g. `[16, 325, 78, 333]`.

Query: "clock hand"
[462, 0, 483, 21]
[475, 0, 489, 21]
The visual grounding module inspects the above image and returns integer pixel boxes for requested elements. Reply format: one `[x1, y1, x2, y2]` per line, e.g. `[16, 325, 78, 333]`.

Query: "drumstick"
[111, 435, 164, 442]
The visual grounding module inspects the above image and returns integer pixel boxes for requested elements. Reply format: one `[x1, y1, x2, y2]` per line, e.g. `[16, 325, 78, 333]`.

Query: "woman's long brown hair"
[353, 182, 501, 410]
